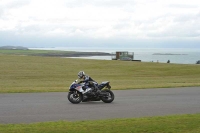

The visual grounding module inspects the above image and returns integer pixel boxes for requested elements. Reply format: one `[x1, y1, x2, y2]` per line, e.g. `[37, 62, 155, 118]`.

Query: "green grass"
[0, 114, 200, 133]
[0, 54, 200, 93]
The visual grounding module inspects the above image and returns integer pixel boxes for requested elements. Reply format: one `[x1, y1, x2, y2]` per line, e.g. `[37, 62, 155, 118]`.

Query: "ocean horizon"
[29, 47, 200, 64]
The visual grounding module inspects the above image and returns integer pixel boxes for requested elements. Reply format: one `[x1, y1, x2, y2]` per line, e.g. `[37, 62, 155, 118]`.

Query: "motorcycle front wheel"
[68, 91, 83, 104]
[101, 90, 114, 103]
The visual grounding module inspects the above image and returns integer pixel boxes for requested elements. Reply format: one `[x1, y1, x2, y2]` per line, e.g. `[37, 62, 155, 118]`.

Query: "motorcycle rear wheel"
[101, 90, 114, 103]
[68, 91, 83, 104]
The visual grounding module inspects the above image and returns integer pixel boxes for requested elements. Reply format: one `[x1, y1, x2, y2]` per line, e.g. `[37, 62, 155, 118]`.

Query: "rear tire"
[68, 91, 83, 104]
[101, 90, 114, 103]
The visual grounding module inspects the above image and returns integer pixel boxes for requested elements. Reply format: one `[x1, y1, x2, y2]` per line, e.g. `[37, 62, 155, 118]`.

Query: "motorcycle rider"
[77, 71, 100, 97]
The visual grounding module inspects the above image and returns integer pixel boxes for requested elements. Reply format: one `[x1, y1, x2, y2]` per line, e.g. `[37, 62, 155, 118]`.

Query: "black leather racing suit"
[79, 75, 98, 91]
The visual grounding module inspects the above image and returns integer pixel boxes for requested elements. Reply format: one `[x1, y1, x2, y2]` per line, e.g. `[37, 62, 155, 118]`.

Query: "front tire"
[68, 91, 83, 104]
[101, 90, 114, 103]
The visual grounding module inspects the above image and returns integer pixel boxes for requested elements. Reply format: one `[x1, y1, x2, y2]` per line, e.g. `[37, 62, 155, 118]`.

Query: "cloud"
[168, 4, 198, 9]
[6, 0, 30, 9]
[0, 0, 200, 47]
[64, 0, 137, 8]
[0, 8, 4, 17]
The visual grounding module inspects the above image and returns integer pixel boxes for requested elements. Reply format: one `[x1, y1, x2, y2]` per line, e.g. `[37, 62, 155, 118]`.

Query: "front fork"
[70, 90, 80, 97]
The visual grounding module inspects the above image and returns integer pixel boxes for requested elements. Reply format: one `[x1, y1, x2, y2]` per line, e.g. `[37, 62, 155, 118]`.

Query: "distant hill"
[0, 46, 29, 50]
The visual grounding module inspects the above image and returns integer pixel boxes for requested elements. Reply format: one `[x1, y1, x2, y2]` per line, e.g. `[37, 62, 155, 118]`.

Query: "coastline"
[0, 48, 111, 57]
[1, 47, 200, 64]
[33, 51, 112, 57]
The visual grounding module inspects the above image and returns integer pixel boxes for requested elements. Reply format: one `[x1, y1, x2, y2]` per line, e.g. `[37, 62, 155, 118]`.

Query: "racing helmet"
[78, 71, 85, 79]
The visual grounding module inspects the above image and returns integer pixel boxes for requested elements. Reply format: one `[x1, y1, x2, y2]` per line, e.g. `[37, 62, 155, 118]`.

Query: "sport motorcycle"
[68, 79, 114, 104]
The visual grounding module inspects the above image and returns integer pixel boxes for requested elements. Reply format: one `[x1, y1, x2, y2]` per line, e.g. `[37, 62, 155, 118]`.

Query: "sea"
[30, 47, 200, 64]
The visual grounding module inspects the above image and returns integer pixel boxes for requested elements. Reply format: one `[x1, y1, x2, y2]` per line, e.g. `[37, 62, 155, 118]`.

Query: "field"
[0, 114, 200, 133]
[1, 54, 200, 93]
[0, 50, 200, 93]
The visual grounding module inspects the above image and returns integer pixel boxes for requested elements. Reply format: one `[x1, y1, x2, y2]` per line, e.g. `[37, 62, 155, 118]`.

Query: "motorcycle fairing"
[98, 81, 111, 90]
[70, 84, 84, 92]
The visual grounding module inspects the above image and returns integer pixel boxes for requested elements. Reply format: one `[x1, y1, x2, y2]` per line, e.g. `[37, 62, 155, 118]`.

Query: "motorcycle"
[68, 79, 115, 104]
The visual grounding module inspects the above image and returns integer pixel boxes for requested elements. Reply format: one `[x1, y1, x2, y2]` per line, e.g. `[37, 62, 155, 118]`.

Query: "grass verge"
[0, 114, 200, 133]
[0, 54, 200, 93]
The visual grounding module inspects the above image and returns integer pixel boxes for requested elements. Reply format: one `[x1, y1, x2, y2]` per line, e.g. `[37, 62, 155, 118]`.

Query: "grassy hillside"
[0, 54, 200, 93]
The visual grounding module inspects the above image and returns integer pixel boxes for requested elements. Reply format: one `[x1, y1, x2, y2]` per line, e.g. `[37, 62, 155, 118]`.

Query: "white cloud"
[0, 0, 200, 47]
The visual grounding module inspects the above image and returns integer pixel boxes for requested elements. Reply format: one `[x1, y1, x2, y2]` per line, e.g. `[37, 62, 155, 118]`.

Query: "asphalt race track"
[0, 87, 200, 124]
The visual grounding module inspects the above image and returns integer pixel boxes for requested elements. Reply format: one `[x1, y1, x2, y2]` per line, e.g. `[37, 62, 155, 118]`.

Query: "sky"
[0, 0, 200, 48]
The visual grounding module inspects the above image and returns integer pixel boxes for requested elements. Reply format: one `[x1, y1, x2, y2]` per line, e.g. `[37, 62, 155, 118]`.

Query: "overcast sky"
[0, 0, 200, 48]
